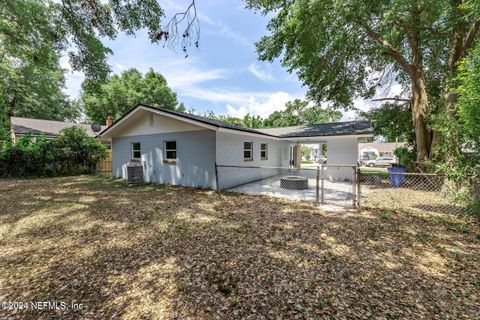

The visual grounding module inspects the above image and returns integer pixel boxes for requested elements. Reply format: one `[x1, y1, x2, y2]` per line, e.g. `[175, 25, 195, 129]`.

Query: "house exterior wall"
[215, 131, 290, 189]
[326, 136, 358, 181]
[112, 130, 216, 189]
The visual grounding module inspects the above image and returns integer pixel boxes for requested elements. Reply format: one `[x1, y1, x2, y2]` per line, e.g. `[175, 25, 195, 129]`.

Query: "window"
[164, 141, 177, 163]
[131, 142, 141, 159]
[244, 141, 253, 161]
[260, 143, 268, 160]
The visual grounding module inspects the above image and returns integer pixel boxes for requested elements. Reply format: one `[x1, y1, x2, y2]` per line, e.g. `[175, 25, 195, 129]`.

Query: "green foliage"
[1, 0, 164, 82]
[80, 68, 181, 124]
[432, 41, 480, 207]
[207, 99, 341, 129]
[362, 103, 415, 144]
[0, 0, 165, 129]
[245, 0, 480, 161]
[263, 99, 341, 128]
[301, 145, 313, 159]
[0, 126, 107, 177]
[394, 147, 414, 168]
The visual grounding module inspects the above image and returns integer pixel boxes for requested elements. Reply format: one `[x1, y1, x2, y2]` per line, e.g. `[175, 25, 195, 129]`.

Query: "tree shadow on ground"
[0, 176, 479, 319]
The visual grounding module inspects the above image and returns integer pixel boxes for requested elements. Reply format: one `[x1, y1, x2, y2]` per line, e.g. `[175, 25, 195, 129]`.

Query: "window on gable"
[131, 142, 141, 159]
[260, 143, 268, 160]
[244, 141, 253, 161]
[164, 141, 177, 160]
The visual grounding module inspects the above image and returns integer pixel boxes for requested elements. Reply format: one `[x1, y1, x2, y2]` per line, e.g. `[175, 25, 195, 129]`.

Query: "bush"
[0, 127, 107, 177]
[394, 146, 415, 168]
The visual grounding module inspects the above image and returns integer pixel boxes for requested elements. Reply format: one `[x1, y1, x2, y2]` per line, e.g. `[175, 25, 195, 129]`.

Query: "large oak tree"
[246, 0, 480, 162]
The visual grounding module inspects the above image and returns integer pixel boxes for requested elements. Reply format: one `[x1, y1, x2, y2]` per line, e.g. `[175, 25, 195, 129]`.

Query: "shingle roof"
[11, 117, 105, 138]
[101, 104, 373, 139]
[256, 121, 373, 138]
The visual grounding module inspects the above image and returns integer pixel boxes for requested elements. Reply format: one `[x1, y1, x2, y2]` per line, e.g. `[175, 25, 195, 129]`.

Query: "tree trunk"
[411, 72, 431, 162]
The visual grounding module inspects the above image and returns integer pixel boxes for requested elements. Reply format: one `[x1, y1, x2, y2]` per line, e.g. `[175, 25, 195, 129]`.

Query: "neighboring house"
[358, 142, 409, 161]
[10, 117, 109, 143]
[100, 104, 373, 190]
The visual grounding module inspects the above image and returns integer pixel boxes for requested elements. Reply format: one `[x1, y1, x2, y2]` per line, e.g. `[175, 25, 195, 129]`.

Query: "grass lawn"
[1, 175, 479, 319]
[360, 166, 389, 177]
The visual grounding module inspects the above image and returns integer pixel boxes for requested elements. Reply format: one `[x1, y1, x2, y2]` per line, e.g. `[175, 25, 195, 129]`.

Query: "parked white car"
[364, 156, 397, 167]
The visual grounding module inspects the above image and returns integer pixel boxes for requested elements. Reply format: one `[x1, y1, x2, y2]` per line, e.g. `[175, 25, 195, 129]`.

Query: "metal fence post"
[315, 165, 320, 204]
[214, 162, 219, 190]
[352, 165, 357, 208]
[357, 167, 361, 208]
[320, 164, 325, 204]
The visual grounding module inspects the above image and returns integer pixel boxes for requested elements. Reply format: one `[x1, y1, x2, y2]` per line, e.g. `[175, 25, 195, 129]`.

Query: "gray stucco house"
[99, 104, 373, 189]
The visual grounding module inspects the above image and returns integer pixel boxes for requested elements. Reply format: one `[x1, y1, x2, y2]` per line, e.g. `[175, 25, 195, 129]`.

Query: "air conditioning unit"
[127, 163, 144, 184]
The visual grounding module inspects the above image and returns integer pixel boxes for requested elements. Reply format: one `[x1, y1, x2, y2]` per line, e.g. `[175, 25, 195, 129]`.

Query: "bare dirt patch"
[0, 175, 479, 319]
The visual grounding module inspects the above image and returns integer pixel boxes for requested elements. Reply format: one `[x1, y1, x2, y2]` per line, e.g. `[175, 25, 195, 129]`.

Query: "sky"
[63, 0, 394, 120]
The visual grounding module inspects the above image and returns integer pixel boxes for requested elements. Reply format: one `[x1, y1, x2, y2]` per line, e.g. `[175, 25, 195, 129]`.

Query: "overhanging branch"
[372, 97, 411, 102]
[362, 25, 414, 76]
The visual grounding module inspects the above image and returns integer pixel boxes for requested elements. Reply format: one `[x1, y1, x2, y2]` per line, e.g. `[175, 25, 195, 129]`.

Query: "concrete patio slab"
[227, 177, 354, 207]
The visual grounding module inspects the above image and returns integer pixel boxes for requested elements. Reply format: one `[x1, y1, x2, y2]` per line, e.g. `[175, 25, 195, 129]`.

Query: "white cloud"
[165, 67, 227, 88]
[225, 91, 296, 118]
[248, 63, 273, 81]
[214, 22, 253, 48]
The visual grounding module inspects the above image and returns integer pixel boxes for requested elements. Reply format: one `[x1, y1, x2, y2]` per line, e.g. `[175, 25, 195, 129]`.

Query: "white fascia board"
[100, 106, 217, 138]
[280, 133, 373, 143]
[217, 127, 280, 140]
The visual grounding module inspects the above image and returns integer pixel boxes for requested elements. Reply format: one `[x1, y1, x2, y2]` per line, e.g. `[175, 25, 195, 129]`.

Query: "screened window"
[260, 143, 268, 160]
[244, 141, 253, 161]
[164, 141, 177, 160]
[131, 142, 141, 159]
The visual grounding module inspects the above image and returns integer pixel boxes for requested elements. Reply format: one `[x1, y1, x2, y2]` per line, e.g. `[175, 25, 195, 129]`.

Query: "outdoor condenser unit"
[127, 163, 144, 184]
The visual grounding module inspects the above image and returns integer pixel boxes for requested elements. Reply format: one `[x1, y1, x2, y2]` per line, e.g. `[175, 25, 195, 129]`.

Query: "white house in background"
[358, 142, 409, 161]
[99, 104, 373, 190]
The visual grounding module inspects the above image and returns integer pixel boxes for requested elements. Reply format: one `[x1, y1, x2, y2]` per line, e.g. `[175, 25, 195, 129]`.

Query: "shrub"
[0, 127, 107, 177]
[394, 146, 415, 168]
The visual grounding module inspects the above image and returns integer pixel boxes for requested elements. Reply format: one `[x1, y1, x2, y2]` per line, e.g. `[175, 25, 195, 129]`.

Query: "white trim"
[164, 140, 177, 160]
[131, 142, 141, 159]
[243, 141, 253, 161]
[284, 134, 372, 142]
[217, 127, 280, 140]
[101, 106, 217, 138]
[260, 142, 268, 160]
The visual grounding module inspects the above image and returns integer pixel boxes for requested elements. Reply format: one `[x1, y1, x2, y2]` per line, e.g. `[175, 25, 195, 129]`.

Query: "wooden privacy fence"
[97, 149, 112, 173]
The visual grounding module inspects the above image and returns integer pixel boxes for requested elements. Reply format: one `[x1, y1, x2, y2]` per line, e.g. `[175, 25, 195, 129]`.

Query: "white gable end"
[111, 109, 206, 137]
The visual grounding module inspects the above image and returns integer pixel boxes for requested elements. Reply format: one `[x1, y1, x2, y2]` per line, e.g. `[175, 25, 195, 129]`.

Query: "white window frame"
[164, 140, 177, 163]
[131, 142, 141, 160]
[244, 141, 253, 161]
[260, 143, 268, 160]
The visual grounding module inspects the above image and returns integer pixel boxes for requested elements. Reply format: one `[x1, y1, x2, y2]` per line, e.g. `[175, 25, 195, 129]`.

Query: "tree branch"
[372, 97, 411, 102]
[462, 19, 480, 56]
[362, 25, 413, 76]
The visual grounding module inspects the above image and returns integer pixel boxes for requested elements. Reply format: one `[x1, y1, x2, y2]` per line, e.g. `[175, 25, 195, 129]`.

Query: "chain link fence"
[359, 170, 475, 215]
[216, 164, 476, 215]
[215, 164, 357, 207]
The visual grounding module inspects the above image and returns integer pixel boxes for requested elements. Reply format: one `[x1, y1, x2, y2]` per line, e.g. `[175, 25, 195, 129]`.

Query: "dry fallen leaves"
[0, 175, 478, 319]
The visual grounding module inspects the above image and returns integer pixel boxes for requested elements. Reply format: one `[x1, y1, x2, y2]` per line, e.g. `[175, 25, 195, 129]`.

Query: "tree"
[0, 0, 167, 142]
[205, 99, 341, 128]
[433, 41, 480, 181]
[361, 103, 415, 144]
[246, 0, 480, 162]
[79, 68, 181, 124]
[263, 99, 342, 128]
